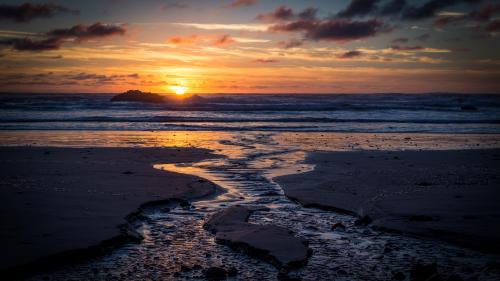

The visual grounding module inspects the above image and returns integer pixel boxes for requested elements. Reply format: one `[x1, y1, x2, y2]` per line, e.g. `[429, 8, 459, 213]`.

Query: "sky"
[0, 0, 499, 94]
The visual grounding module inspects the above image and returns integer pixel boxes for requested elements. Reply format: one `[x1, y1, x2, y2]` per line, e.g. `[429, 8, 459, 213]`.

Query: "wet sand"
[0, 147, 219, 276]
[275, 149, 500, 253]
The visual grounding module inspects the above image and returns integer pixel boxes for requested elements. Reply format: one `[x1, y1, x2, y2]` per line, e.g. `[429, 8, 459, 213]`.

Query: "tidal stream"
[28, 132, 500, 281]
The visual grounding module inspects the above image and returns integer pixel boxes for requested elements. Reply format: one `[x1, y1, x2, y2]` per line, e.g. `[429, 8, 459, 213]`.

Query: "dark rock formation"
[110, 90, 165, 103]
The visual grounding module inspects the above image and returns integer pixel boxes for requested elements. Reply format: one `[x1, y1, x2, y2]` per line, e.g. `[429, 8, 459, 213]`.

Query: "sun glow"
[170, 85, 187, 95]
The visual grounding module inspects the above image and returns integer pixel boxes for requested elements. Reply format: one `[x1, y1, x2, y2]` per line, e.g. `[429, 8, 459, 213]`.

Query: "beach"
[275, 149, 500, 253]
[0, 147, 220, 277]
[0, 132, 499, 280]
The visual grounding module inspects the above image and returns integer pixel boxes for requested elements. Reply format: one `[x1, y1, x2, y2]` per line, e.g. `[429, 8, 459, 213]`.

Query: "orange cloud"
[213, 35, 235, 46]
[167, 35, 199, 45]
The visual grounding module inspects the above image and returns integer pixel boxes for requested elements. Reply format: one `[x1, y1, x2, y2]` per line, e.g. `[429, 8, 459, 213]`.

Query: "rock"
[110, 90, 165, 103]
[331, 222, 346, 231]
[204, 267, 227, 280]
[410, 263, 443, 281]
[204, 206, 309, 269]
[416, 181, 433, 187]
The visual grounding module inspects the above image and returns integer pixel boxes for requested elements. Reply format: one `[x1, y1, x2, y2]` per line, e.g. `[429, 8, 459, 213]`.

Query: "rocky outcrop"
[110, 90, 165, 103]
[204, 206, 310, 269]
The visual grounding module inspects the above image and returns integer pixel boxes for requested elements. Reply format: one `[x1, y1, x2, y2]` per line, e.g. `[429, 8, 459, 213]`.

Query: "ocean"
[1, 93, 499, 133]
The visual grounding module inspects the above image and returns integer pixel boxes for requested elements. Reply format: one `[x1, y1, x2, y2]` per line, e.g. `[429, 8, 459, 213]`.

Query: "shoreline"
[0, 147, 223, 279]
[274, 149, 500, 253]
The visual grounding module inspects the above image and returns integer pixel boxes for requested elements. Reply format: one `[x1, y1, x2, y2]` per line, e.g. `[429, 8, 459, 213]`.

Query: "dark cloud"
[379, 0, 406, 16]
[47, 23, 126, 42]
[470, 3, 500, 21]
[401, 0, 480, 21]
[390, 45, 424, 51]
[0, 72, 139, 86]
[226, 0, 257, 8]
[433, 14, 468, 26]
[0, 23, 126, 52]
[161, 2, 190, 10]
[485, 19, 500, 32]
[256, 5, 294, 21]
[338, 50, 363, 58]
[0, 2, 78, 23]
[271, 19, 388, 42]
[0, 37, 63, 51]
[278, 38, 304, 48]
[337, 0, 380, 18]
[253, 58, 279, 63]
[415, 33, 430, 41]
[69, 73, 139, 83]
[298, 7, 318, 20]
[392, 37, 409, 43]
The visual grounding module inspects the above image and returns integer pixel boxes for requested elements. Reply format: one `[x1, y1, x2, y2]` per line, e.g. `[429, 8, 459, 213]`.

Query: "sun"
[170, 85, 187, 96]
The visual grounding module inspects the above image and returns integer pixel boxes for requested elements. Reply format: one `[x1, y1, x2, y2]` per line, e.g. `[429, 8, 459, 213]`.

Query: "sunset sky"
[1, 0, 499, 94]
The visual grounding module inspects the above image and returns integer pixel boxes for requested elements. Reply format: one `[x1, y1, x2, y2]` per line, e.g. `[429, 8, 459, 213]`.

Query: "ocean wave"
[1, 116, 499, 124]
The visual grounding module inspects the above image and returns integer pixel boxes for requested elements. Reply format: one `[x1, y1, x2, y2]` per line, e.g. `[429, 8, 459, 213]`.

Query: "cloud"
[338, 50, 363, 58]
[47, 23, 126, 42]
[392, 37, 409, 43]
[298, 7, 318, 20]
[0, 23, 126, 52]
[401, 0, 481, 21]
[168, 35, 199, 45]
[252, 58, 278, 63]
[433, 14, 467, 26]
[161, 2, 189, 10]
[337, 0, 380, 18]
[213, 34, 236, 46]
[390, 45, 424, 51]
[270, 19, 388, 43]
[278, 38, 304, 48]
[256, 5, 294, 21]
[0, 72, 140, 86]
[415, 33, 430, 41]
[0, 37, 63, 51]
[167, 34, 237, 46]
[470, 3, 500, 21]
[379, 0, 407, 16]
[0, 2, 78, 22]
[486, 19, 500, 32]
[175, 23, 269, 32]
[226, 0, 257, 8]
